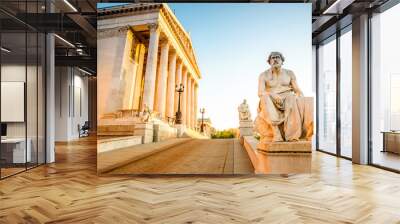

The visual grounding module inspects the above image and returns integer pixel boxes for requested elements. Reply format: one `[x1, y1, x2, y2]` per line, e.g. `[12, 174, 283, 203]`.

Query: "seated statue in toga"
[254, 52, 313, 146]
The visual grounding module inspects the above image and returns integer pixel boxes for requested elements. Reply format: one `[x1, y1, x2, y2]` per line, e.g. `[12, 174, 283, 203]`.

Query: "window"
[0, 1, 46, 179]
[340, 28, 352, 158]
[371, 3, 400, 171]
[318, 36, 337, 154]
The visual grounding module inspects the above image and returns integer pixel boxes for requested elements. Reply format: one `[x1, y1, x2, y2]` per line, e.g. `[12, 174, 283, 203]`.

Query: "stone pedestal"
[134, 122, 154, 144]
[239, 120, 254, 144]
[257, 140, 312, 153]
[243, 136, 311, 174]
[153, 122, 177, 142]
[175, 124, 185, 138]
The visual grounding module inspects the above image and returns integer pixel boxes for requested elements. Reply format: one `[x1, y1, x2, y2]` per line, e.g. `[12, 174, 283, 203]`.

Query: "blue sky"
[98, 3, 312, 130]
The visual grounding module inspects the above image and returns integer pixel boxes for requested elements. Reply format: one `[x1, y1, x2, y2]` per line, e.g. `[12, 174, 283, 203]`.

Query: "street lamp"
[200, 108, 205, 133]
[175, 83, 184, 124]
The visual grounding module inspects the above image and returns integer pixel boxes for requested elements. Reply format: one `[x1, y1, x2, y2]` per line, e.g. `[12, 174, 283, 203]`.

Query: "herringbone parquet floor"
[1, 136, 400, 223]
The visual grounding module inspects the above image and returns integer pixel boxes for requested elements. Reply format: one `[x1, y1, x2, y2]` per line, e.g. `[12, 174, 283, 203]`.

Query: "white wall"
[72, 72, 89, 138]
[55, 66, 89, 141]
[1, 65, 34, 137]
[1, 63, 46, 164]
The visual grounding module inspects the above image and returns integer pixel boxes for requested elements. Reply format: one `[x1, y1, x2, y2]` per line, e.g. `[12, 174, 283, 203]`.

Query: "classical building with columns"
[97, 4, 201, 143]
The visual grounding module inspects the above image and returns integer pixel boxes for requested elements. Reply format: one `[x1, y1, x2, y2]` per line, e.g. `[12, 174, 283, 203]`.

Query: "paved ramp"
[108, 139, 254, 174]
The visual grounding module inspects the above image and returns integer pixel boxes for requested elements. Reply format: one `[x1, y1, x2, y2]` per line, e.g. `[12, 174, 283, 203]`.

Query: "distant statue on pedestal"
[254, 52, 313, 151]
[238, 99, 252, 121]
[238, 99, 254, 143]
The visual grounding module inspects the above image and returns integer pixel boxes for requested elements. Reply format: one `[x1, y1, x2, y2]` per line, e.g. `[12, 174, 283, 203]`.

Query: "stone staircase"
[98, 109, 179, 144]
[97, 117, 138, 136]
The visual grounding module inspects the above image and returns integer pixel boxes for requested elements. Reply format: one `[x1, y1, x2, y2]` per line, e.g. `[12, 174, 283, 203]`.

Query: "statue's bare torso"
[260, 68, 295, 95]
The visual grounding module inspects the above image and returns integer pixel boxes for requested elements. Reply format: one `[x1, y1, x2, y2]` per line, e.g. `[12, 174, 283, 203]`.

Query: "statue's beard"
[272, 63, 281, 69]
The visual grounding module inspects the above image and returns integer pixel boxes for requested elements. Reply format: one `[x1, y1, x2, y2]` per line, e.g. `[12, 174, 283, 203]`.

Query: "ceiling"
[0, 0, 97, 74]
[310, 0, 391, 43]
[0, 0, 396, 74]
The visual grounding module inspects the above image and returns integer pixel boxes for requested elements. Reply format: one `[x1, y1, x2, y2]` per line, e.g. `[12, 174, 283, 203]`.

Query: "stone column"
[123, 30, 139, 110]
[155, 40, 169, 118]
[142, 23, 160, 111]
[186, 75, 192, 128]
[191, 79, 196, 128]
[174, 60, 183, 113]
[194, 84, 198, 131]
[166, 51, 177, 120]
[181, 68, 188, 126]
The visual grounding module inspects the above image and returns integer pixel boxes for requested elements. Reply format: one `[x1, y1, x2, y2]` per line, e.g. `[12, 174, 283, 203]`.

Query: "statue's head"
[267, 51, 285, 69]
[243, 99, 247, 104]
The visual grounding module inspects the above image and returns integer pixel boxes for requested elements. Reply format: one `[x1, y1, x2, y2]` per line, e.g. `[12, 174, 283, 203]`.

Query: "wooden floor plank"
[0, 136, 399, 223]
